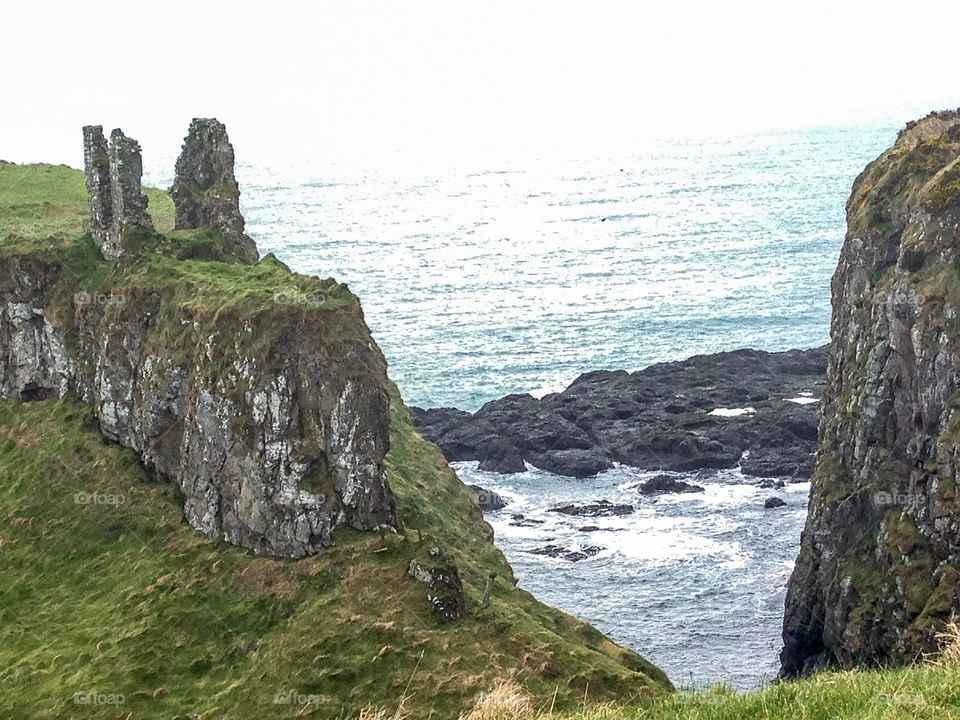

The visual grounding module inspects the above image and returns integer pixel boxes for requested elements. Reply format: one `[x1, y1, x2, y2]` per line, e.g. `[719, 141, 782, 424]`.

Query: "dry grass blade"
[460, 680, 535, 720]
[933, 620, 960, 667]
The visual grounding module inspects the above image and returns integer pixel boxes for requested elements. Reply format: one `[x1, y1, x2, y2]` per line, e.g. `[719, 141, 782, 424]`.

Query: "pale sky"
[4, 0, 960, 170]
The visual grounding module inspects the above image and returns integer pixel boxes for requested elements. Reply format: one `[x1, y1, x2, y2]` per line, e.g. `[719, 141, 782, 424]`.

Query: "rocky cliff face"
[781, 110, 960, 676]
[1, 123, 398, 558]
[0, 253, 397, 557]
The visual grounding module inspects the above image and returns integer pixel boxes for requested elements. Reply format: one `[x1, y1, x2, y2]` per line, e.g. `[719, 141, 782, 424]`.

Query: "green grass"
[0, 396, 670, 719]
[556, 664, 960, 719]
[0, 162, 90, 247]
[0, 162, 672, 717]
[0, 164, 670, 720]
[5, 160, 957, 720]
[0, 161, 174, 247]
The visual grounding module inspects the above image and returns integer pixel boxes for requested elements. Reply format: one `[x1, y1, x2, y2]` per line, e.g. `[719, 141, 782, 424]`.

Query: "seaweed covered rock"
[781, 109, 960, 677]
[171, 118, 258, 262]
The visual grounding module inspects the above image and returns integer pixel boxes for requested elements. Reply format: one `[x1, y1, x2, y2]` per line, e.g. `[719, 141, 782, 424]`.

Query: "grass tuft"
[460, 681, 535, 720]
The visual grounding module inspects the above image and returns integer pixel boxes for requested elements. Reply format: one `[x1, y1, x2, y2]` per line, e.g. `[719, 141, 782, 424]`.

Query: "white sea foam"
[785, 396, 818, 405]
[709, 407, 756, 417]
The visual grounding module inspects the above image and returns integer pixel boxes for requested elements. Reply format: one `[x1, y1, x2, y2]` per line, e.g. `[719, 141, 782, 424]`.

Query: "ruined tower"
[81, 125, 154, 262]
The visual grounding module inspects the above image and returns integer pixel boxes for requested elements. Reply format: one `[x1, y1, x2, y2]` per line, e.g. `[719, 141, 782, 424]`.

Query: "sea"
[148, 123, 895, 690]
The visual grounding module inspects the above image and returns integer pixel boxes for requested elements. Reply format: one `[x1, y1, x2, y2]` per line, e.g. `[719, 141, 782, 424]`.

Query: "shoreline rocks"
[468, 484, 508, 512]
[548, 500, 634, 517]
[637, 474, 705, 495]
[528, 544, 603, 562]
[413, 347, 827, 480]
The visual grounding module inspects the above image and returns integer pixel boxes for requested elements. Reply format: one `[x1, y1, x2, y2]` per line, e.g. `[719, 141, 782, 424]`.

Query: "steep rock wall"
[781, 110, 960, 675]
[0, 253, 397, 557]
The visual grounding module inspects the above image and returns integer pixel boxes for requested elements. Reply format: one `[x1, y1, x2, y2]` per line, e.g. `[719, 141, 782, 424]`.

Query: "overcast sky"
[4, 0, 960, 171]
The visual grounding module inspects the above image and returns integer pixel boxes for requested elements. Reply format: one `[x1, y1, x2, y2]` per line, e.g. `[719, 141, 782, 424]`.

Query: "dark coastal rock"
[528, 544, 602, 562]
[477, 439, 527, 473]
[578, 525, 624, 533]
[509, 513, 544, 527]
[408, 547, 470, 623]
[548, 500, 634, 517]
[412, 347, 826, 479]
[170, 118, 259, 262]
[781, 109, 960, 677]
[763, 497, 787, 509]
[82, 125, 154, 262]
[468, 484, 508, 512]
[637, 474, 705, 495]
[530, 447, 613, 477]
[757, 478, 786, 490]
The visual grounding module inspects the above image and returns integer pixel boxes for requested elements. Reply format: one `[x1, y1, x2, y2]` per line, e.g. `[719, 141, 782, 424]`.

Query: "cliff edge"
[781, 110, 960, 676]
[0, 128, 671, 716]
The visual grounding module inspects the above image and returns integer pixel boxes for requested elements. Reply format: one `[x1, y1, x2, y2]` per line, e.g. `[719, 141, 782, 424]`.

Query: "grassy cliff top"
[0, 161, 355, 309]
[0, 161, 174, 245]
[846, 114, 960, 239]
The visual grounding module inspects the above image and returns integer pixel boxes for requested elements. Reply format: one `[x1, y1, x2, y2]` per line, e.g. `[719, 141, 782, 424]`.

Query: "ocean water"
[145, 124, 896, 689]
[234, 125, 894, 411]
[455, 463, 812, 690]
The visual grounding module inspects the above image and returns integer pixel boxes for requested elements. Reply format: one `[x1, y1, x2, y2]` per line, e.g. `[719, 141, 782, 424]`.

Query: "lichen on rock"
[780, 108, 960, 677]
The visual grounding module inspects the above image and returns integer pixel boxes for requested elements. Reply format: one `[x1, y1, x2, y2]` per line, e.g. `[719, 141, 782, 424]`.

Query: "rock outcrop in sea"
[413, 347, 826, 479]
[781, 110, 960, 676]
[2, 121, 397, 557]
